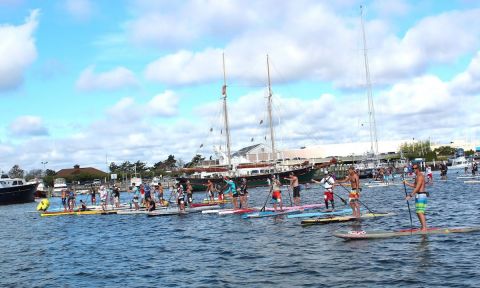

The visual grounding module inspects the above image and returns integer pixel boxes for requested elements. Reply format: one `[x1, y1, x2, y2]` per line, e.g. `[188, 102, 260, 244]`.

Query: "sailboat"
[177, 54, 322, 191]
[353, 5, 381, 179]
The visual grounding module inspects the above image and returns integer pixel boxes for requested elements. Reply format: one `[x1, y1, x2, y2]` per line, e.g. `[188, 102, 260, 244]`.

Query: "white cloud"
[76, 66, 138, 92]
[64, 0, 94, 21]
[8, 115, 49, 137]
[0, 9, 38, 91]
[145, 49, 223, 85]
[449, 51, 480, 95]
[138, 3, 480, 90]
[147, 90, 179, 117]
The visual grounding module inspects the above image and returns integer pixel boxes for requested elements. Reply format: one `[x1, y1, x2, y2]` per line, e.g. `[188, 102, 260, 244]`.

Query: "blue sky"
[1, 0, 480, 172]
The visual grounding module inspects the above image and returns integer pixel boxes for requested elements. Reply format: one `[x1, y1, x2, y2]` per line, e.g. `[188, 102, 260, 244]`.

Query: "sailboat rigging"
[177, 54, 319, 191]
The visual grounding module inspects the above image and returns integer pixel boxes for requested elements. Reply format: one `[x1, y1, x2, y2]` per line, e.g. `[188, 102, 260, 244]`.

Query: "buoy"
[36, 198, 50, 211]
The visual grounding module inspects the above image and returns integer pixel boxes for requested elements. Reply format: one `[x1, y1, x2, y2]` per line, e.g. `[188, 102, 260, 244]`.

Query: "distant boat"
[448, 156, 471, 170]
[0, 174, 37, 205]
[27, 178, 48, 198]
[52, 178, 67, 197]
[177, 54, 320, 191]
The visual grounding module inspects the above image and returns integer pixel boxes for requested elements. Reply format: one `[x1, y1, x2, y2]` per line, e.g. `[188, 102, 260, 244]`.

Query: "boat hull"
[177, 166, 316, 191]
[0, 183, 37, 205]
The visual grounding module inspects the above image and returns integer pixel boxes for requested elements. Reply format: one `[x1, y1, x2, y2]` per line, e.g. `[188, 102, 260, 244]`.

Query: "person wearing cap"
[312, 170, 335, 210]
[223, 176, 239, 209]
[271, 175, 283, 212]
[404, 164, 428, 231]
[336, 166, 361, 218]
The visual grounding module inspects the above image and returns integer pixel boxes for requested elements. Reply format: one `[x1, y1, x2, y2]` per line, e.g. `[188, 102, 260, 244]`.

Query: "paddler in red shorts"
[271, 176, 283, 212]
[312, 170, 335, 210]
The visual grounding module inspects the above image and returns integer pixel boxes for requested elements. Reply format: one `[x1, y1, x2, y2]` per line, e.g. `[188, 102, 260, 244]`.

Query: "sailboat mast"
[266, 55, 276, 162]
[222, 53, 232, 168]
[360, 5, 379, 159]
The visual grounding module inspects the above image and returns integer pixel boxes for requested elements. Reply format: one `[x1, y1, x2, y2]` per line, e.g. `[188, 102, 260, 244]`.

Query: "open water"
[1, 171, 480, 287]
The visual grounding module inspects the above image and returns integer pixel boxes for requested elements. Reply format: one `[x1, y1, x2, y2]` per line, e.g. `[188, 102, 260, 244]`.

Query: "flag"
[200, 144, 203, 148]
[251, 137, 254, 142]
[210, 127, 213, 132]
[259, 120, 263, 125]
[222, 85, 227, 95]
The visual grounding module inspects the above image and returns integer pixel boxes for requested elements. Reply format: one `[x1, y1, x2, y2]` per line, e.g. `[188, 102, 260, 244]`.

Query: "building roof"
[231, 144, 263, 158]
[56, 165, 106, 177]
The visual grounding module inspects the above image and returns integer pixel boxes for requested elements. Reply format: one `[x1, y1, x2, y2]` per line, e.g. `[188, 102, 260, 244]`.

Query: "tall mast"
[360, 5, 379, 159]
[221, 53, 232, 168]
[266, 55, 276, 162]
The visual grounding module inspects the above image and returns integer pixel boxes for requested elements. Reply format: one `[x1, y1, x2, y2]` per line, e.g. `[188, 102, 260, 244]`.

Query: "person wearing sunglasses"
[404, 164, 428, 231]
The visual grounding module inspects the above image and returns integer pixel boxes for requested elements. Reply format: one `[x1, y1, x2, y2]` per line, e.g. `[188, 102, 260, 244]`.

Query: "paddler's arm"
[403, 180, 415, 188]
[405, 179, 422, 200]
[311, 179, 321, 184]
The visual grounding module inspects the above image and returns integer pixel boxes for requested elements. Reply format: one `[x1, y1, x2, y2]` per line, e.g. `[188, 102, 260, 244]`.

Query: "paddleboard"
[242, 209, 303, 219]
[147, 209, 188, 217]
[41, 210, 117, 217]
[190, 202, 225, 208]
[217, 208, 257, 215]
[264, 203, 324, 212]
[286, 208, 353, 219]
[301, 212, 394, 226]
[333, 227, 480, 240]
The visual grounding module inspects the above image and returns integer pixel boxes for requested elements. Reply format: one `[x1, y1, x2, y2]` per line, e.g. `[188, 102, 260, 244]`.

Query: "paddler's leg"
[415, 194, 428, 231]
[324, 192, 329, 209]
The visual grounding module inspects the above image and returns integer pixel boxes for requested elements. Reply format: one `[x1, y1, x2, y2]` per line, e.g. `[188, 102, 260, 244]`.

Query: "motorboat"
[0, 174, 37, 205]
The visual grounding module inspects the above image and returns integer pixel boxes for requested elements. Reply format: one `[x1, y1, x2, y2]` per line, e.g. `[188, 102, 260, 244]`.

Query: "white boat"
[27, 178, 48, 198]
[448, 156, 471, 170]
[52, 178, 67, 196]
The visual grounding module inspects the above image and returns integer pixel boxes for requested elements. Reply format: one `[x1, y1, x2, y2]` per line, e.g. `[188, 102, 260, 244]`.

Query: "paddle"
[286, 186, 293, 207]
[332, 191, 348, 205]
[260, 184, 274, 212]
[336, 182, 376, 216]
[401, 173, 414, 233]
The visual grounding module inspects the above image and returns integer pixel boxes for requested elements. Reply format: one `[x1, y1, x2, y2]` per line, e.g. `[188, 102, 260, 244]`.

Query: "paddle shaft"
[401, 173, 414, 231]
[336, 182, 376, 215]
[260, 185, 274, 212]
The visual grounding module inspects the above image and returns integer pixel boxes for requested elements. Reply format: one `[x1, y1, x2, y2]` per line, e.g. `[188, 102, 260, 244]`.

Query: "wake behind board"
[464, 180, 480, 184]
[333, 227, 480, 240]
[301, 212, 394, 226]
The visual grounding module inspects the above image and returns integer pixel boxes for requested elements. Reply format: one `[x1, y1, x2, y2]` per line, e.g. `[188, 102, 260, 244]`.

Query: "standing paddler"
[312, 170, 335, 210]
[336, 166, 361, 218]
[404, 164, 428, 231]
[285, 172, 301, 206]
[223, 176, 238, 209]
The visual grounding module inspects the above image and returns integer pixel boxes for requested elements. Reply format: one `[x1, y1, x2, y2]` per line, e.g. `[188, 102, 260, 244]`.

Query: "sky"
[1, 0, 480, 172]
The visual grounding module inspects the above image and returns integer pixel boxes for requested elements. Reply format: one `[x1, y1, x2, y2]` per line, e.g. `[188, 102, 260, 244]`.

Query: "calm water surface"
[1, 172, 480, 287]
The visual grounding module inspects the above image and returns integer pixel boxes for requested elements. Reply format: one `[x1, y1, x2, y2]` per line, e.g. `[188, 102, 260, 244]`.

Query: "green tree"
[184, 154, 205, 168]
[8, 165, 24, 178]
[25, 169, 43, 181]
[399, 140, 435, 161]
[433, 146, 456, 157]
